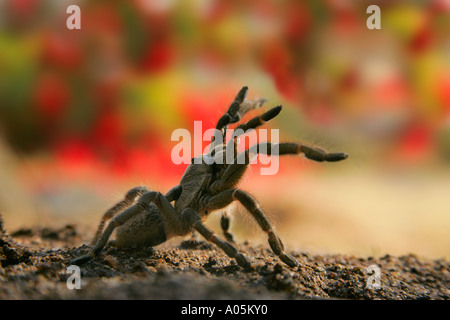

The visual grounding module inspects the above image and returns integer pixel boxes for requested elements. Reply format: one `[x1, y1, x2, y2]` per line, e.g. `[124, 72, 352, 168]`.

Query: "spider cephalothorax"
[71, 86, 348, 268]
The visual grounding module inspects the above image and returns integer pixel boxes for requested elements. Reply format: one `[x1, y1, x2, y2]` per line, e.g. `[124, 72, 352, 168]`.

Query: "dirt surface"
[0, 215, 448, 300]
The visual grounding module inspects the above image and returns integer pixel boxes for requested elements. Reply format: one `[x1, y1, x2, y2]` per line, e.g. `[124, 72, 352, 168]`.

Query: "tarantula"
[70, 86, 348, 268]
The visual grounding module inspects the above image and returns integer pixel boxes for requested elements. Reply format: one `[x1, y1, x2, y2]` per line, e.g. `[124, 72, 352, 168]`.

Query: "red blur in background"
[1, 0, 450, 258]
[1, 1, 449, 183]
[0, 0, 448, 185]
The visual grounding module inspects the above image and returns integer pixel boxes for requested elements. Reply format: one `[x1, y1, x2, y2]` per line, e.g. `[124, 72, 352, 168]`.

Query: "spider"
[70, 86, 348, 268]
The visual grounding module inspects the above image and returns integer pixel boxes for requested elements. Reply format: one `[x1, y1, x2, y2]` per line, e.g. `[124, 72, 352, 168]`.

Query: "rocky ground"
[0, 215, 448, 300]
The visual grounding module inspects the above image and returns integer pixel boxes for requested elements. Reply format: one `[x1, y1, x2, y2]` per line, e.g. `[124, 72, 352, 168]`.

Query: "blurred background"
[0, 0, 449, 259]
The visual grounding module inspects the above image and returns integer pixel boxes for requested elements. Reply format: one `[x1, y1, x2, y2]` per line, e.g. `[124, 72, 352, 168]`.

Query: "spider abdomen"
[115, 204, 166, 248]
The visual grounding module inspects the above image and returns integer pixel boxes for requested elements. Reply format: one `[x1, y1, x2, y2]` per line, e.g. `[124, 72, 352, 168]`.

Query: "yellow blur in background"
[0, 0, 449, 259]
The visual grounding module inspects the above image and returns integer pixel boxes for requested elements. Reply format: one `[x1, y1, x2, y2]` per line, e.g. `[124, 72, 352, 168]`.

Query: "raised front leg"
[243, 142, 348, 162]
[210, 86, 267, 153]
[214, 86, 249, 132]
[212, 105, 282, 164]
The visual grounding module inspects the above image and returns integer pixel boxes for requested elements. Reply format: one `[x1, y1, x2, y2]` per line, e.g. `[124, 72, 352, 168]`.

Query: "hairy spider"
[70, 86, 348, 268]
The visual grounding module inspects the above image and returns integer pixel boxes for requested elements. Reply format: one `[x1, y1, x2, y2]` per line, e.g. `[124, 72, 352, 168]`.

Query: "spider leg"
[245, 142, 348, 162]
[210, 141, 347, 198]
[220, 211, 234, 242]
[205, 189, 298, 268]
[164, 185, 182, 202]
[70, 190, 187, 266]
[181, 207, 251, 269]
[70, 200, 148, 266]
[210, 86, 267, 153]
[232, 105, 282, 138]
[215, 86, 248, 133]
[91, 186, 150, 246]
[220, 105, 282, 162]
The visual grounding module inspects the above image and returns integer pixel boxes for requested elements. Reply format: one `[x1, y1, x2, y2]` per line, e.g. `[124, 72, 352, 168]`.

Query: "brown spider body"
[175, 157, 212, 215]
[114, 159, 214, 248]
[115, 203, 166, 248]
[70, 87, 348, 268]
[114, 157, 229, 248]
